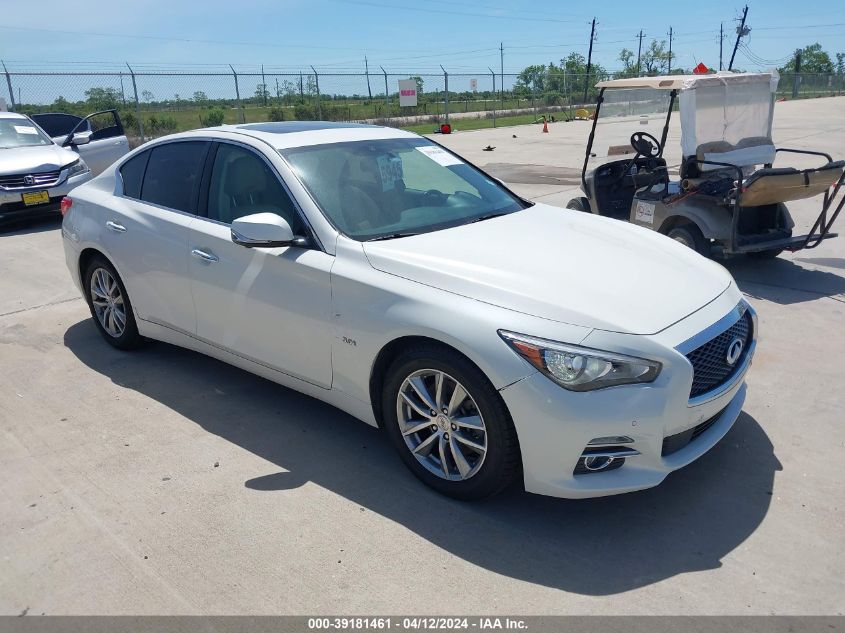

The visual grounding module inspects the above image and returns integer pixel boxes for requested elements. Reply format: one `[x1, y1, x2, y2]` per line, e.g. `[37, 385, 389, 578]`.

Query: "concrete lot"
[1, 97, 844, 615]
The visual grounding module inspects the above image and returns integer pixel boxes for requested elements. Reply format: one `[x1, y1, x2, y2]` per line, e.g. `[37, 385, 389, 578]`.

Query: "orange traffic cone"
[542, 117, 549, 133]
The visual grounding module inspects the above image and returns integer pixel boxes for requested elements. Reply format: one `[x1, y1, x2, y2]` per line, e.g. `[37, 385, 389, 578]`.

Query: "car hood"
[362, 203, 732, 335]
[0, 144, 78, 174]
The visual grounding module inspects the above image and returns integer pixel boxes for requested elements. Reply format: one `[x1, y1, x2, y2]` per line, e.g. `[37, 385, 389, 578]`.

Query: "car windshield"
[0, 118, 53, 149]
[280, 137, 529, 241]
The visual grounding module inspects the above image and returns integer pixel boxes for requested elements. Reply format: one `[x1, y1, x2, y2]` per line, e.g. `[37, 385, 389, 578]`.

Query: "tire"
[381, 344, 521, 500]
[566, 197, 591, 213]
[667, 223, 709, 257]
[83, 255, 144, 350]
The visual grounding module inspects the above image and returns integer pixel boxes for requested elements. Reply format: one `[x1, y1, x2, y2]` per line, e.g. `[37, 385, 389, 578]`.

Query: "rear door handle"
[106, 220, 126, 233]
[191, 248, 219, 263]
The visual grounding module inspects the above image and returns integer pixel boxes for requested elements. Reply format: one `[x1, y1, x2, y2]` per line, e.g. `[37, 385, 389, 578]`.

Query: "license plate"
[21, 190, 50, 206]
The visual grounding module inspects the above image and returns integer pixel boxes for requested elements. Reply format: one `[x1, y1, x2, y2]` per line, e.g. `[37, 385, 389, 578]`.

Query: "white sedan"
[61, 121, 756, 500]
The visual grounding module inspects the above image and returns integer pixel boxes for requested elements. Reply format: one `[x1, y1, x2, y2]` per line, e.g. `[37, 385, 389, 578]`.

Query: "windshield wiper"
[365, 232, 420, 242]
[469, 212, 510, 223]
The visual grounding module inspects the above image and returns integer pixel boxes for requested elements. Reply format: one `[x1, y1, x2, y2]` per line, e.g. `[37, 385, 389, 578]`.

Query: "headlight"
[66, 160, 90, 177]
[499, 330, 661, 391]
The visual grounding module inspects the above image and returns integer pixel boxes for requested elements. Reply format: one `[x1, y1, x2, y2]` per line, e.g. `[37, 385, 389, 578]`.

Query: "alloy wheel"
[395, 369, 488, 481]
[90, 267, 126, 338]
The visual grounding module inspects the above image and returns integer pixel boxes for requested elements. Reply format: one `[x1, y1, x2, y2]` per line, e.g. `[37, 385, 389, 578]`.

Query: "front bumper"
[499, 290, 755, 499]
[0, 170, 92, 224]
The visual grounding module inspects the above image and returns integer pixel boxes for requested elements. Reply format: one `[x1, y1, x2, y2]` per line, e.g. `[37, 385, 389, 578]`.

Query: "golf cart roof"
[595, 72, 777, 91]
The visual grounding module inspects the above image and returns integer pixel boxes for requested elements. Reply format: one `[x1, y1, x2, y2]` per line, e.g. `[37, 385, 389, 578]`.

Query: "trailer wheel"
[667, 223, 709, 256]
[566, 197, 591, 213]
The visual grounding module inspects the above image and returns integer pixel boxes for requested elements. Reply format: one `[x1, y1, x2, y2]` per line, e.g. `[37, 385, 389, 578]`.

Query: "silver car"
[0, 111, 127, 226]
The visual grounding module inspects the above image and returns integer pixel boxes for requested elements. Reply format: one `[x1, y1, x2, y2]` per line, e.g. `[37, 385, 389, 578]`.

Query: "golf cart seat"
[740, 160, 845, 207]
[695, 137, 777, 171]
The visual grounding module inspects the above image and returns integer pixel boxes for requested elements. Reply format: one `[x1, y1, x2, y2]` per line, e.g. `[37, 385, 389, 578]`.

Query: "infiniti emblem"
[24, 175, 34, 185]
[726, 337, 744, 366]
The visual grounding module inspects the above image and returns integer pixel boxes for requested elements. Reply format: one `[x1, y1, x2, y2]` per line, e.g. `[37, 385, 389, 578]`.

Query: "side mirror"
[66, 131, 92, 146]
[231, 213, 295, 248]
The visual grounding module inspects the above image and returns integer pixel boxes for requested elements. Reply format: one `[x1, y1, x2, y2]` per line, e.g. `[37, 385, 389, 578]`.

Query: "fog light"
[584, 455, 616, 471]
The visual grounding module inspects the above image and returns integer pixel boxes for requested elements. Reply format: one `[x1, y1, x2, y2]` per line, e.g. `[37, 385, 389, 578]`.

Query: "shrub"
[267, 107, 286, 122]
[200, 108, 225, 127]
[293, 103, 315, 120]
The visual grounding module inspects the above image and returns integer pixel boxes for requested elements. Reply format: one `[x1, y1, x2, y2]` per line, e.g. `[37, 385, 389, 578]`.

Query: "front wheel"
[566, 197, 591, 213]
[382, 345, 521, 500]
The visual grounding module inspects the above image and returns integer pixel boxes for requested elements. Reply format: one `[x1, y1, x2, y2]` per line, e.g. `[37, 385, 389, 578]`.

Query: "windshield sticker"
[376, 154, 403, 191]
[416, 145, 462, 167]
[14, 125, 39, 135]
[634, 200, 655, 224]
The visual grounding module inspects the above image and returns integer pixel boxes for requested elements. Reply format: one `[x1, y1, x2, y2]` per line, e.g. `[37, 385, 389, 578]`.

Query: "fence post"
[2, 61, 16, 110]
[229, 65, 245, 123]
[440, 66, 449, 124]
[125, 63, 145, 143]
[261, 64, 267, 107]
[380, 67, 390, 121]
[489, 68, 496, 128]
[310, 66, 322, 120]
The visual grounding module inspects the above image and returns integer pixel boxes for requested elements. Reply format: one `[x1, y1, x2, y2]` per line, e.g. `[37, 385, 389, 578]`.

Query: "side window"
[207, 143, 303, 233]
[119, 151, 149, 199]
[140, 141, 209, 213]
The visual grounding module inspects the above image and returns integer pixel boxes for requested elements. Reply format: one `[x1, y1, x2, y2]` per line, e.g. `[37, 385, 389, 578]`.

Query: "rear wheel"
[382, 344, 521, 500]
[84, 256, 143, 350]
[566, 197, 591, 213]
[667, 223, 709, 256]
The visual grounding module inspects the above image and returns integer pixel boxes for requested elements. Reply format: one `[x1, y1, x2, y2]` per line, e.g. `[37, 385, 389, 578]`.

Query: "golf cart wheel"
[566, 197, 591, 213]
[748, 247, 785, 260]
[667, 223, 709, 256]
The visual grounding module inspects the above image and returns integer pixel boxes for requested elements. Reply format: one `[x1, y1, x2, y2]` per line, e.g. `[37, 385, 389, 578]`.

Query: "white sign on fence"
[398, 79, 418, 107]
[470, 78, 477, 92]
[0, 97, 6, 112]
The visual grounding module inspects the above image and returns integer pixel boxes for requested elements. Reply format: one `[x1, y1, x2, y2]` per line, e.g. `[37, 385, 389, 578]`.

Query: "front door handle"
[106, 220, 126, 233]
[191, 248, 219, 263]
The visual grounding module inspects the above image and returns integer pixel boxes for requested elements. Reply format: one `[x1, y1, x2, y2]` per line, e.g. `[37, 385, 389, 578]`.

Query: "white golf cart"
[568, 72, 844, 258]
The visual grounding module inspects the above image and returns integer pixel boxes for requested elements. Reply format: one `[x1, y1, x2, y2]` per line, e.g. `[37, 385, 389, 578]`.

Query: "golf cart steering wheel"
[630, 132, 661, 158]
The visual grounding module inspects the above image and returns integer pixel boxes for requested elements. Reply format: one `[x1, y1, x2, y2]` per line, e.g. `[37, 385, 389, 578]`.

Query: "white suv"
[61, 121, 756, 500]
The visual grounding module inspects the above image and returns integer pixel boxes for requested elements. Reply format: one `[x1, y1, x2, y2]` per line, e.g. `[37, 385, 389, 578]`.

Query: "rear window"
[120, 150, 150, 199]
[140, 141, 209, 213]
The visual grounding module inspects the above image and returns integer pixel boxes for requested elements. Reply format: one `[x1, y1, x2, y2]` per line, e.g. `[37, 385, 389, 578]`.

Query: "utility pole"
[636, 30, 645, 77]
[499, 42, 504, 108]
[668, 26, 673, 74]
[728, 5, 750, 71]
[584, 17, 596, 103]
[365, 55, 372, 99]
[719, 23, 724, 70]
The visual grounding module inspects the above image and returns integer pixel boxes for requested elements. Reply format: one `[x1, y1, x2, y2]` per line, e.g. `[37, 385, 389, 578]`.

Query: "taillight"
[60, 197, 73, 216]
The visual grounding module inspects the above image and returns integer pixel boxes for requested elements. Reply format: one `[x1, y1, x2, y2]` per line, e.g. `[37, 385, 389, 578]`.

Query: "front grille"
[686, 310, 753, 398]
[662, 407, 725, 456]
[0, 170, 62, 190]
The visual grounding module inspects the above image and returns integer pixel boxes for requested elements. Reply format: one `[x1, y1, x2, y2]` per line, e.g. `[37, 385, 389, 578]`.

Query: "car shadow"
[724, 256, 845, 304]
[64, 319, 781, 596]
[0, 216, 62, 237]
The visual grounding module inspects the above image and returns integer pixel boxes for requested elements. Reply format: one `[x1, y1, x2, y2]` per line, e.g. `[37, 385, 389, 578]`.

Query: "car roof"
[0, 112, 28, 120]
[173, 120, 420, 149]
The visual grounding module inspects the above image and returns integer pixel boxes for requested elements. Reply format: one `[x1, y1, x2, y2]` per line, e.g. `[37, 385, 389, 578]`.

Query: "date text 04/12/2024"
[307, 617, 528, 630]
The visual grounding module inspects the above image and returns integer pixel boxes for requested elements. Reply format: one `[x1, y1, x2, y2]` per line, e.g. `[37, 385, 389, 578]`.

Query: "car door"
[104, 140, 210, 334]
[73, 111, 130, 175]
[187, 141, 334, 388]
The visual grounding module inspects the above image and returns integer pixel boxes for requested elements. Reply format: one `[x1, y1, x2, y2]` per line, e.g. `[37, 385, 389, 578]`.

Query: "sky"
[1, 0, 843, 75]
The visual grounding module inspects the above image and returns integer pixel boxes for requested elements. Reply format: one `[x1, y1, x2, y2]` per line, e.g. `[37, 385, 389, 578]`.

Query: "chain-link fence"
[2, 66, 843, 144]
